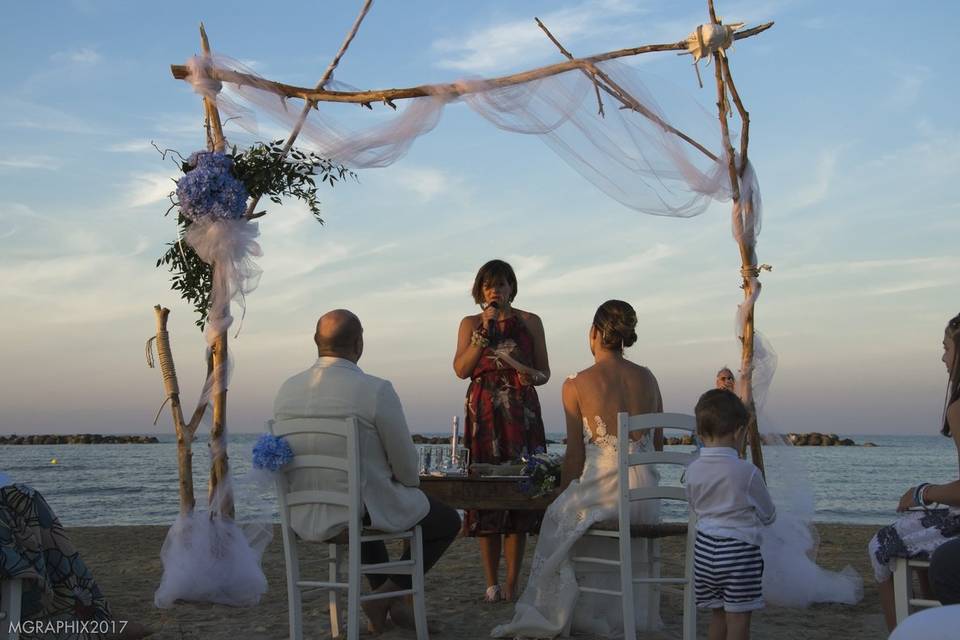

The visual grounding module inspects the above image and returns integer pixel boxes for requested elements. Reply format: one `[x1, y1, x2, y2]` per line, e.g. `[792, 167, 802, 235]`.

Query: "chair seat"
[587, 520, 688, 538]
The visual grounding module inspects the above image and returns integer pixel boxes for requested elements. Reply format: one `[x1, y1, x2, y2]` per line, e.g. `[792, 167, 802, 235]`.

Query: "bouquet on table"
[518, 450, 564, 498]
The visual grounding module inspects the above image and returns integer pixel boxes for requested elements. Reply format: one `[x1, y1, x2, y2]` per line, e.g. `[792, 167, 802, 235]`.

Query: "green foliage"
[157, 140, 355, 328]
[155, 221, 212, 329]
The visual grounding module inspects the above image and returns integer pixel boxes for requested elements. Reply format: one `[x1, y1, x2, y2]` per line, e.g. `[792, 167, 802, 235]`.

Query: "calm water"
[0, 433, 954, 527]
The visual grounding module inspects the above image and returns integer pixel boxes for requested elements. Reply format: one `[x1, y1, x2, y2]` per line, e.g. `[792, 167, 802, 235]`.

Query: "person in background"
[869, 312, 960, 632]
[453, 259, 550, 602]
[716, 366, 736, 392]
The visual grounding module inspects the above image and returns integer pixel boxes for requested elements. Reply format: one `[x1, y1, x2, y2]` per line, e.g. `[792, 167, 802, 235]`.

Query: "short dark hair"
[471, 259, 517, 305]
[695, 388, 749, 439]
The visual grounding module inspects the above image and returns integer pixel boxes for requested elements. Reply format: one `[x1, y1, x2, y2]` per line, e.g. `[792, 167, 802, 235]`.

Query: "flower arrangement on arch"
[155, 140, 355, 327]
[518, 450, 564, 498]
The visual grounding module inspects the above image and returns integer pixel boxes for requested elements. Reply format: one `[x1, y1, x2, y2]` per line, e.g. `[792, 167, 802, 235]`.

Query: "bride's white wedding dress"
[491, 416, 662, 639]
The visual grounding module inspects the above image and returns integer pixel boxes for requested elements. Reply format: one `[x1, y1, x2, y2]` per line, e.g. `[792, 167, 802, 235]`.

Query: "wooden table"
[418, 475, 554, 510]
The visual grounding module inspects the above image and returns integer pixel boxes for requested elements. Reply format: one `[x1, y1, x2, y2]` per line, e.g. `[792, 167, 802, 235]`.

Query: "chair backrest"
[615, 412, 697, 527]
[269, 416, 362, 542]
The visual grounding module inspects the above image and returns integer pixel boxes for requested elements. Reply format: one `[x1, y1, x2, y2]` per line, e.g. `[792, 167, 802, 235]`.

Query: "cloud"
[889, 64, 931, 109]
[776, 148, 839, 214]
[124, 172, 177, 208]
[388, 167, 458, 202]
[51, 47, 102, 64]
[527, 243, 677, 296]
[106, 140, 157, 153]
[0, 99, 101, 134]
[0, 155, 60, 170]
[863, 279, 954, 297]
[780, 255, 959, 279]
[433, 0, 644, 73]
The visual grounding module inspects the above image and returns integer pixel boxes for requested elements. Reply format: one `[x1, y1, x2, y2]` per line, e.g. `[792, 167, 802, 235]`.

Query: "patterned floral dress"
[0, 484, 113, 639]
[463, 315, 547, 535]
[869, 506, 960, 582]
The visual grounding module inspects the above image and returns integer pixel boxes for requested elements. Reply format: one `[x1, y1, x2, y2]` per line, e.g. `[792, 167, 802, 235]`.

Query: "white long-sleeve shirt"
[684, 447, 776, 546]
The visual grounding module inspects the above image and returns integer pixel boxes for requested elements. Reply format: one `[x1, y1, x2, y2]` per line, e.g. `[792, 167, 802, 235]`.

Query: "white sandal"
[483, 584, 502, 602]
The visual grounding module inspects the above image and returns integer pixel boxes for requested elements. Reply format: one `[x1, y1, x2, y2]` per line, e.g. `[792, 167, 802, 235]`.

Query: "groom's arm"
[374, 381, 421, 487]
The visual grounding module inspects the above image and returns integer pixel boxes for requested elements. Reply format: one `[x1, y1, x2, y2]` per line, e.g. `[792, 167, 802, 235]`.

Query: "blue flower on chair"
[252, 434, 293, 472]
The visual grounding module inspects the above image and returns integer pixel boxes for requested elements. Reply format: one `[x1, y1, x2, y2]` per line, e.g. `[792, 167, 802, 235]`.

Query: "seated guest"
[868, 313, 960, 632]
[0, 479, 149, 639]
[273, 309, 461, 632]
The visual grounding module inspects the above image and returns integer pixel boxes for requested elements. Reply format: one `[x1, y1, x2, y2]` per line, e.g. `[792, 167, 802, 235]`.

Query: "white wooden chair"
[0, 577, 22, 640]
[269, 417, 428, 640]
[575, 412, 698, 640]
[894, 557, 941, 625]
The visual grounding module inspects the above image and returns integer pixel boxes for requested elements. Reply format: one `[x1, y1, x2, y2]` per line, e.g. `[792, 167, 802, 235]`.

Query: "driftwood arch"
[152, 0, 772, 517]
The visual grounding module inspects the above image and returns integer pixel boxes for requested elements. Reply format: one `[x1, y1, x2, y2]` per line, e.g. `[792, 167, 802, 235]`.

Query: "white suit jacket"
[273, 356, 429, 542]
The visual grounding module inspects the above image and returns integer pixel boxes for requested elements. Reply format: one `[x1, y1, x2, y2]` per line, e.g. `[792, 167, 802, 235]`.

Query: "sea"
[0, 433, 955, 527]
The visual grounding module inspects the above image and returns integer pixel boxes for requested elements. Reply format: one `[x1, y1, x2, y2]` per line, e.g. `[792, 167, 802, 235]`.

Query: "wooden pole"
[706, 0, 764, 475]
[242, 0, 374, 218]
[197, 23, 233, 516]
[152, 305, 207, 514]
[199, 23, 226, 153]
[169, 23, 773, 105]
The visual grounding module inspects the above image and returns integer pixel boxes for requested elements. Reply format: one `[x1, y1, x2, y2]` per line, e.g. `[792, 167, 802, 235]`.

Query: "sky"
[1, 0, 957, 437]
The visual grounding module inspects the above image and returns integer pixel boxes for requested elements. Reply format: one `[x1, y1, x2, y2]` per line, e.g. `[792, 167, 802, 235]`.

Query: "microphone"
[487, 301, 499, 341]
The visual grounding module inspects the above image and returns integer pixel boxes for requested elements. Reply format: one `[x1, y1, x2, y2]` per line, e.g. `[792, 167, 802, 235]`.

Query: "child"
[685, 389, 776, 640]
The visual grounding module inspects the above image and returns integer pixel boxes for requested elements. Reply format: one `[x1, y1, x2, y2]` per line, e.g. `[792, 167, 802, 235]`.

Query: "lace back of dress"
[582, 415, 651, 452]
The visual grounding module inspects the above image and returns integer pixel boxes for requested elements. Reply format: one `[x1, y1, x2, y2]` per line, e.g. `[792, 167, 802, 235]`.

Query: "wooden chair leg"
[280, 525, 303, 640]
[646, 538, 660, 631]
[347, 537, 362, 640]
[683, 530, 697, 640]
[0, 578, 22, 640]
[411, 526, 429, 640]
[619, 532, 636, 640]
[329, 543, 342, 638]
[893, 558, 911, 625]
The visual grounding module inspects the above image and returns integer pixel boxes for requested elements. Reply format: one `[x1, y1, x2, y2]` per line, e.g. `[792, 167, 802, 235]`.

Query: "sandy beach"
[70, 523, 886, 639]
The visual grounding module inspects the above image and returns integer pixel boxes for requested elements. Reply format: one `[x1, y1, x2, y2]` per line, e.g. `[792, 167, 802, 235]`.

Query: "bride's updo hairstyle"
[942, 312, 960, 436]
[592, 300, 638, 351]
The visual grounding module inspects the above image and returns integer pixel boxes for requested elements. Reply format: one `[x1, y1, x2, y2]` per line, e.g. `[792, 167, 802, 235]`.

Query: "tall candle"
[451, 415, 459, 467]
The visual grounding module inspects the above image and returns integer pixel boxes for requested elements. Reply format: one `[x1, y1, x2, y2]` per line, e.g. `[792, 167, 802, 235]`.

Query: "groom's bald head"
[315, 309, 363, 362]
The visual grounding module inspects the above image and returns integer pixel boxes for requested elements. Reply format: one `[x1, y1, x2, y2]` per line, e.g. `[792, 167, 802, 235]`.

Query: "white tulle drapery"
[759, 437, 864, 607]
[155, 509, 269, 607]
[184, 54, 743, 217]
[155, 215, 268, 607]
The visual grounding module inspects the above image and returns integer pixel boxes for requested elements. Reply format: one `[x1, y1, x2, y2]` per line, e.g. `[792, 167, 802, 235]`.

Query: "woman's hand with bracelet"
[898, 483, 935, 512]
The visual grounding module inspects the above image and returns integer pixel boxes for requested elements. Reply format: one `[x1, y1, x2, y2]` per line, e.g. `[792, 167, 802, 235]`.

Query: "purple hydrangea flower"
[176, 151, 249, 221]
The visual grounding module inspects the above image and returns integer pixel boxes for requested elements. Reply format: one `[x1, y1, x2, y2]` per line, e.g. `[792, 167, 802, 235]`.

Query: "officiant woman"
[453, 259, 550, 602]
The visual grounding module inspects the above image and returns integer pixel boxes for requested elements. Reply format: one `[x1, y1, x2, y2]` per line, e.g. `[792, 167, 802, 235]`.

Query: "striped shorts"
[693, 531, 765, 612]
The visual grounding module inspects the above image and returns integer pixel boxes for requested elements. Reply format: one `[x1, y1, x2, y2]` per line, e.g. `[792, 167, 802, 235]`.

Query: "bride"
[492, 300, 664, 638]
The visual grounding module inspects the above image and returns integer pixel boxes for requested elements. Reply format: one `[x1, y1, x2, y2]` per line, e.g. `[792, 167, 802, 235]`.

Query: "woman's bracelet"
[470, 329, 489, 348]
[915, 483, 931, 507]
[920, 484, 935, 506]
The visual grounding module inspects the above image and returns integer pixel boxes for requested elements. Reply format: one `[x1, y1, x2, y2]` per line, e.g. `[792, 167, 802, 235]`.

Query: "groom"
[273, 309, 461, 631]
